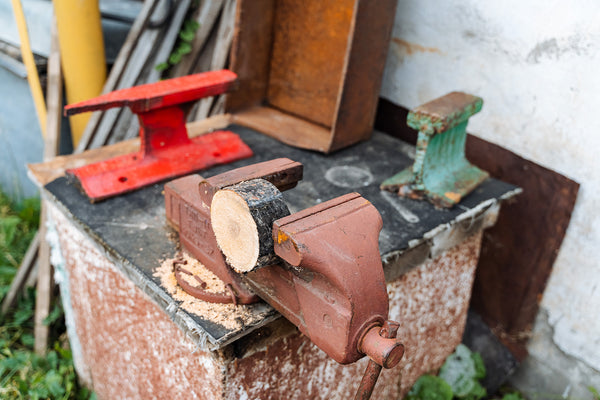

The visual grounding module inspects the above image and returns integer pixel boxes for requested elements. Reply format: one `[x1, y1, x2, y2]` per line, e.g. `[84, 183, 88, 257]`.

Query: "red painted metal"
[64, 70, 253, 202]
[164, 159, 303, 304]
[252, 192, 401, 365]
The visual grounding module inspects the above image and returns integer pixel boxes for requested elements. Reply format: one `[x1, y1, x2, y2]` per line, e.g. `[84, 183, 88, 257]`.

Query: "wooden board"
[231, 106, 332, 152]
[375, 98, 579, 360]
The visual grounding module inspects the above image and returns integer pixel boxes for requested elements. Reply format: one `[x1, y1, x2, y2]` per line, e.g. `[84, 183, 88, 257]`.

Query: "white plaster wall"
[381, 0, 600, 379]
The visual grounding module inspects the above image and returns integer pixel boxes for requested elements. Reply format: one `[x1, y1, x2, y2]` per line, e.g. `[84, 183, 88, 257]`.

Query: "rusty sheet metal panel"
[226, 0, 397, 153]
[48, 204, 226, 399]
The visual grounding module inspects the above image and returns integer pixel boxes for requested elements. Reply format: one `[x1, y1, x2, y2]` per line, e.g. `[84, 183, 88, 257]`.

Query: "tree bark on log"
[211, 179, 289, 273]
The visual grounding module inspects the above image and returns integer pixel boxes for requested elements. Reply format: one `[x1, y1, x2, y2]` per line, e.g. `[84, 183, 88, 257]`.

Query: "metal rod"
[354, 320, 401, 400]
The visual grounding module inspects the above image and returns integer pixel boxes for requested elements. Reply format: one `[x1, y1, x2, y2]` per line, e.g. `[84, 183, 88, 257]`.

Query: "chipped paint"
[49, 206, 226, 399]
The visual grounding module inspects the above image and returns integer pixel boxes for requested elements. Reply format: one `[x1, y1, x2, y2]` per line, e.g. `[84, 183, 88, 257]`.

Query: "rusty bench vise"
[165, 159, 404, 398]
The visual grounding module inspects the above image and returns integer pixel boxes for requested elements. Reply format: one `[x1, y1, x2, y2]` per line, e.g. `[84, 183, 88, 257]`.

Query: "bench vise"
[165, 159, 404, 398]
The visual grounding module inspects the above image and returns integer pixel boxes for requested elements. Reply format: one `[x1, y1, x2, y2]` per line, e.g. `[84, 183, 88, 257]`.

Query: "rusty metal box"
[224, 0, 397, 153]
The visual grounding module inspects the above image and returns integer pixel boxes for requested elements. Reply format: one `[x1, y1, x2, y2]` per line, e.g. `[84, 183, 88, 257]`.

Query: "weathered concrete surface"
[509, 309, 600, 400]
[49, 198, 483, 398]
[382, 0, 600, 390]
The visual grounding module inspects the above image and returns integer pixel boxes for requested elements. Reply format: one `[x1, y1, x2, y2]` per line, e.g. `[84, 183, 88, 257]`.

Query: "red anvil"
[64, 70, 253, 202]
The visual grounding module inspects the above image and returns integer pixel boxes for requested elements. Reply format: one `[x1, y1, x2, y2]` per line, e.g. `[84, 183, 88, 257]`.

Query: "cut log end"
[211, 189, 259, 272]
[211, 179, 289, 273]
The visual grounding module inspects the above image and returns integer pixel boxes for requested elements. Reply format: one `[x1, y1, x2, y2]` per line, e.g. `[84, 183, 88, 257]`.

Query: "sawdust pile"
[175, 252, 227, 294]
[154, 252, 263, 330]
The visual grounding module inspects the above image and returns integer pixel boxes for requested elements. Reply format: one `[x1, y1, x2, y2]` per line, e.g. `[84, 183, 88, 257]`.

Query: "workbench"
[33, 120, 518, 399]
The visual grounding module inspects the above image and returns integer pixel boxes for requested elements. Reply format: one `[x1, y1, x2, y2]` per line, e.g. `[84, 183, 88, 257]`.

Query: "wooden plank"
[171, 0, 225, 78]
[44, 17, 62, 160]
[34, 204, 52, 355]
[76, 0, 161, 153]
[1, 233, 39, 313]
[374, 97, 580, 360]
[193, 0, 236, 121]
[34, 17, 63, 354]
[189, 15, 221, 120]
[231, 106, 331, 152]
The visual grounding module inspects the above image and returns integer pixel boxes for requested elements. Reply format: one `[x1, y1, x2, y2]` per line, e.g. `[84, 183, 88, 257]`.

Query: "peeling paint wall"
[381, 0, 600, 392]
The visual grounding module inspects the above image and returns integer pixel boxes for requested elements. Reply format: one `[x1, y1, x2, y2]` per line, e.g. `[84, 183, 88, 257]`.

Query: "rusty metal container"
[224, 0, 397, 153]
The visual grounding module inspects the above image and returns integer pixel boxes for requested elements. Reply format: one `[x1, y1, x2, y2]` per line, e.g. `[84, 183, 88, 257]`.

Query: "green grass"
[0, 191, 94, 399]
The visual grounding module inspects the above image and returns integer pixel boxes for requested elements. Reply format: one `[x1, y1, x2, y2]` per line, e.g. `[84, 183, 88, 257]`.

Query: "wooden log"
[211, 179, 289, 273]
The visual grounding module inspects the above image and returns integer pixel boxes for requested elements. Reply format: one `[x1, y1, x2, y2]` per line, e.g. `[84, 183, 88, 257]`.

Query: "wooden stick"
[211, 179, 289, 273]
[34, 205, 52, 355]
[1, 232, 39, 314]
[75, 0, 161, 152]
[34, 17, 63, 355]
[193, 0, 236, 121]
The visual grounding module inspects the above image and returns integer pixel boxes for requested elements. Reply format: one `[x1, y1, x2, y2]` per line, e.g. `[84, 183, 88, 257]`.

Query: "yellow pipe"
[53, 0, 106, 146]
[11, 0, 47, 137]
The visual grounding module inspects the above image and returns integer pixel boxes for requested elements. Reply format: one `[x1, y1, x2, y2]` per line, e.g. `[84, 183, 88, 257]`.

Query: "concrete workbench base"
[50, 203, 482, 399]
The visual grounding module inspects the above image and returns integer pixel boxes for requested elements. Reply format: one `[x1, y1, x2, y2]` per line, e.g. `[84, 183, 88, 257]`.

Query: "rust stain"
[276, 230, 290, 244]
[392, 38, 441, 56]
[444, 192, 462, 204]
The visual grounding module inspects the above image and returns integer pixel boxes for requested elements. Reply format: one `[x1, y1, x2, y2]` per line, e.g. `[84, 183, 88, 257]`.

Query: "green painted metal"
[381, 92, 489, 208]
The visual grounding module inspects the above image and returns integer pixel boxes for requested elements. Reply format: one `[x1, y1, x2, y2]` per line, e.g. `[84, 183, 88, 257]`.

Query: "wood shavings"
[175, 252, 226, 294]
[154, 252, 263, 330]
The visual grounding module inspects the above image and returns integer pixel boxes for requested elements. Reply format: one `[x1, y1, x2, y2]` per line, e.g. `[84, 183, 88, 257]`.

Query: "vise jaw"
[164, 158, 303, 304]
[247, 191, 400, 366]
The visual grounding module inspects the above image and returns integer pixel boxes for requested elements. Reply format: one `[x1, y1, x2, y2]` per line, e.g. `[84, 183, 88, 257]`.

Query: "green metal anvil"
[381, 92, 489, 208]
